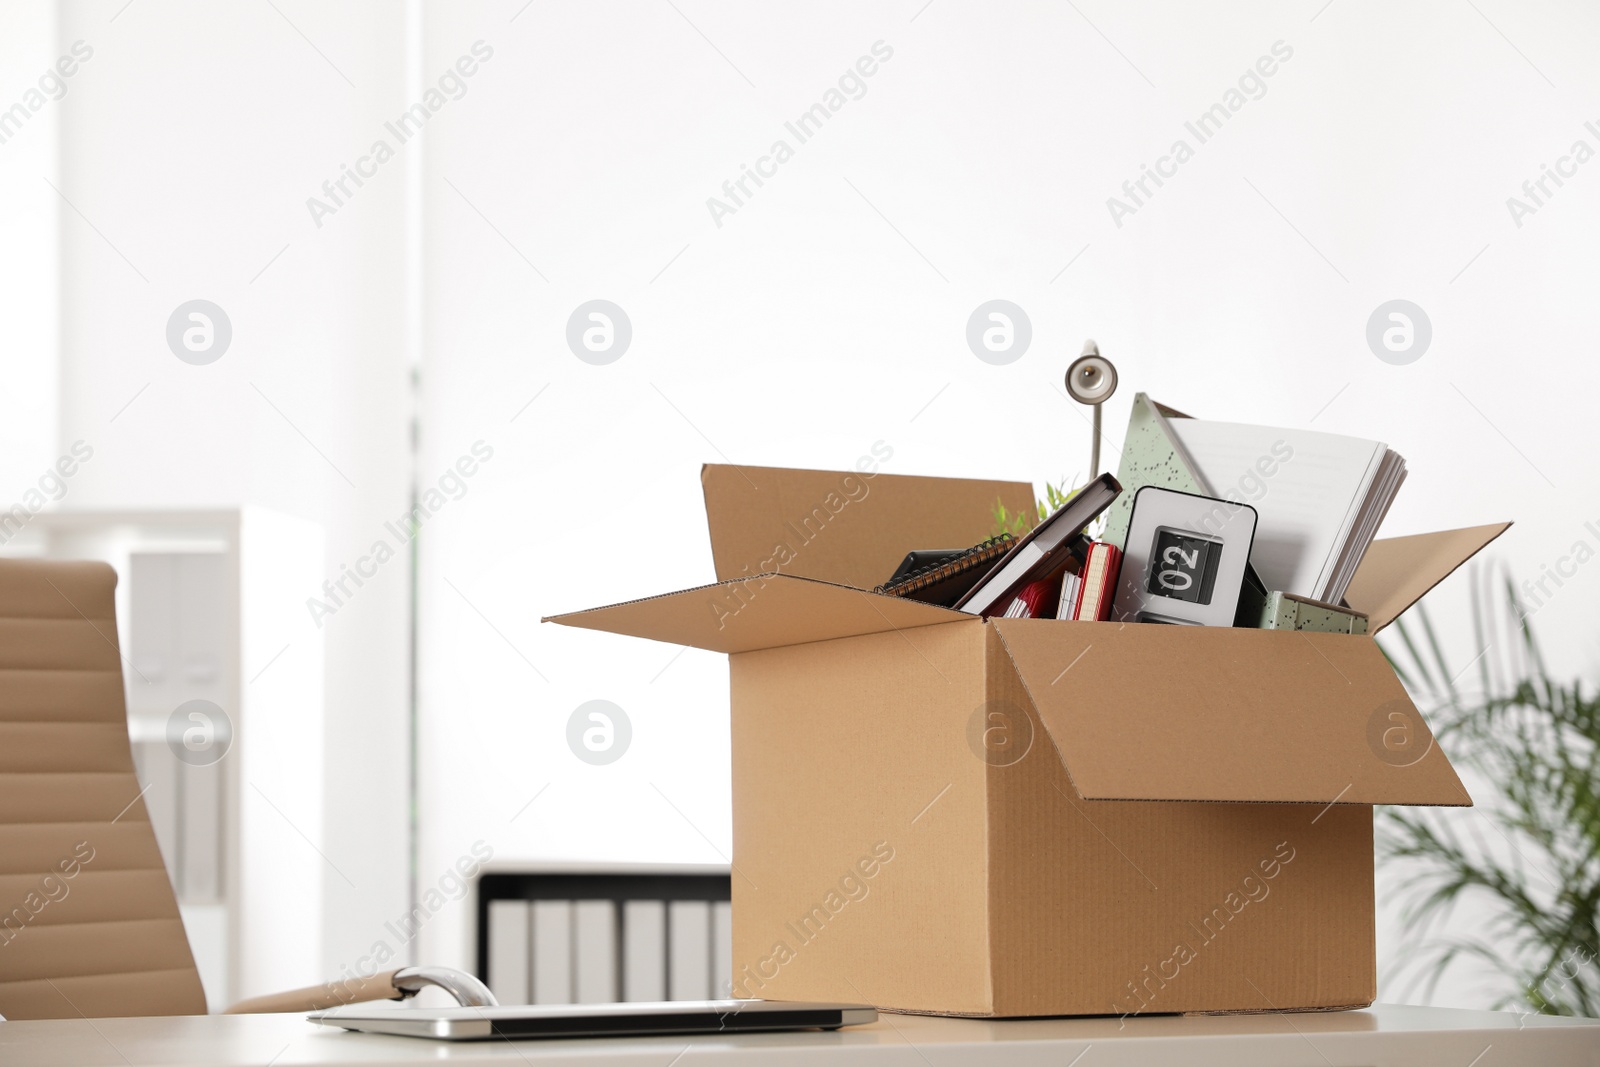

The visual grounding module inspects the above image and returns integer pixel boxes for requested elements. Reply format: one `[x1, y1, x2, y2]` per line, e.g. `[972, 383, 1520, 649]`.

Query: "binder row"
[487, 898, 734, 1005]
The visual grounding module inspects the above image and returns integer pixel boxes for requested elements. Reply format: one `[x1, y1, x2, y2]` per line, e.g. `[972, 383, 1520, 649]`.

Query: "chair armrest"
[224, 970, 404, 1014]
[224, 965, 498, 1014]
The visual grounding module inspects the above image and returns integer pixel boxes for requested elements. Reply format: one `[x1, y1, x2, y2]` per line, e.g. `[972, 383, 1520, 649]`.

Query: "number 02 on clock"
[1145, 527, 1222, 605]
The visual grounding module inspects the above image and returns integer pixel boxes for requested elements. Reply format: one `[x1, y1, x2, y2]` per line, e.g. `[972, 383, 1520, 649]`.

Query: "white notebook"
[1165, 418, 1405, 604]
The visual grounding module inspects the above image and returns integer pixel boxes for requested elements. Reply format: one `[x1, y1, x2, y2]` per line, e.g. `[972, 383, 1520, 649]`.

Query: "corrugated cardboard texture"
[727, 621, 995, 1015]
[982, 627, 1374, 1015]
[544, 575, 965, 655]
[1345, 522, 1511, 632]
[992, 619, 1470, 807]
[721, 618, 1380, 1017]
[0, 560, 207, 1020]
[701, 464, 1033, 591]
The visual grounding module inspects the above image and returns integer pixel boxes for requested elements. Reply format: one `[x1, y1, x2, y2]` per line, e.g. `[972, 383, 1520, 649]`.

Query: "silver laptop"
[307, 999, 877, 1041]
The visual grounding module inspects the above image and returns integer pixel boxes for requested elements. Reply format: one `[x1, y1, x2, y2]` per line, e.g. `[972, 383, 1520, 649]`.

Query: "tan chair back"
[0, 559, 207, 1019]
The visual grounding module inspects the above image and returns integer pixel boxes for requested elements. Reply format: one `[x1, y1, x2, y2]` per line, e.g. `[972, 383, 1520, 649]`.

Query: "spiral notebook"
[876, 535, 1015, 607]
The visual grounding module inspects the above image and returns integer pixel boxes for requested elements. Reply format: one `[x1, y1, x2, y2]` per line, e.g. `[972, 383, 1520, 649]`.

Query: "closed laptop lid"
[308, 999, 877, 1041]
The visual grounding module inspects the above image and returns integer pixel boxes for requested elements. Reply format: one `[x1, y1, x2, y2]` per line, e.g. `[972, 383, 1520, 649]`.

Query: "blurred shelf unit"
[0, 508, 325, 1011]
[476, 864, 732, 1006]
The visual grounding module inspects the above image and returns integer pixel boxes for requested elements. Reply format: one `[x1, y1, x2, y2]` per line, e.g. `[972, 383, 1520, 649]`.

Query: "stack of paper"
[1165, 419, 1406, 605]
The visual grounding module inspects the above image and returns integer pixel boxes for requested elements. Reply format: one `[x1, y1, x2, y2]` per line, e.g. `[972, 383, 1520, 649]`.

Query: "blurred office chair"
[0, 559, 492, 1020]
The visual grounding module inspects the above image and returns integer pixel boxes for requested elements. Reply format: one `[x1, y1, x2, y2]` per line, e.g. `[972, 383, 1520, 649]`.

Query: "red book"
[1001, 573, 1062, 619]
[1070, 542, 1123, 621]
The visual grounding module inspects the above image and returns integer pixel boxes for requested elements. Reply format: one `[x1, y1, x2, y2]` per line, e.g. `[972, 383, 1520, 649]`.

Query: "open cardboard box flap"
[545, 464, 1017, 650]
[545, 466, 1510, 653]
[991, 618, 1471, 807]
[1343, 522, 1510, 631]
[544, 575, 965, 655]
[699, 463, 1035, 589]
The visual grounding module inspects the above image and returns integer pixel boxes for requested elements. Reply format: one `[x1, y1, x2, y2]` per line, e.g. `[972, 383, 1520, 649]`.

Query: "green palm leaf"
[1379, 563, 1600, 1016]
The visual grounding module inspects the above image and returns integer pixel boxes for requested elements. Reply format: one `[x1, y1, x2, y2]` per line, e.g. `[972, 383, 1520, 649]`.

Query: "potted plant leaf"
[1380, 564, 1599, 1016]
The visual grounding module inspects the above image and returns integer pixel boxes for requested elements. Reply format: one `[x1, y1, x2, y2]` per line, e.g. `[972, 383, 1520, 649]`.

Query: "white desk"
[1, 1004, 1596, 1066]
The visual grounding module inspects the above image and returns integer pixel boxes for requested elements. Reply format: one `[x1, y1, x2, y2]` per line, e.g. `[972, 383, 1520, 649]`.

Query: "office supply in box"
[1055, 564, 1083, 619]
[1113, 486, 1257, 627]
[1102, 393, 1211, 548]
[1258, 591, 1370, 635]
[546, 464, 1512, 1018]
[1001, 572, 1063, 619]
[954, 473, 1120, 616]
[1063, 339, 1119, 478]
[1165, 416, 1405, 605]
[1065, 541, 1121, 621]
[1104, 393, 1404, 606]
[885, 549, 963, 584]
[877, 535, 1014, 606]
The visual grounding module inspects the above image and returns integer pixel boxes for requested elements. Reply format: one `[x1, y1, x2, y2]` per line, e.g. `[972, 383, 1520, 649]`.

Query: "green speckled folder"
[1257, 591, 1369, 635]
[1103, 393, 1211, 549]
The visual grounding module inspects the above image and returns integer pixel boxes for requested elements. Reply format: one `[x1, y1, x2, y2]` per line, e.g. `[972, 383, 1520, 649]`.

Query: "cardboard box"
[547, 465, 1509, 1017]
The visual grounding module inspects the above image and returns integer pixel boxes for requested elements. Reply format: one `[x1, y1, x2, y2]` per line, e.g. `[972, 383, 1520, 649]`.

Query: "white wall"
[414, 0, 1600, 1009]
[0, 3, 61, 501]
[50, 0, 415, 997]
